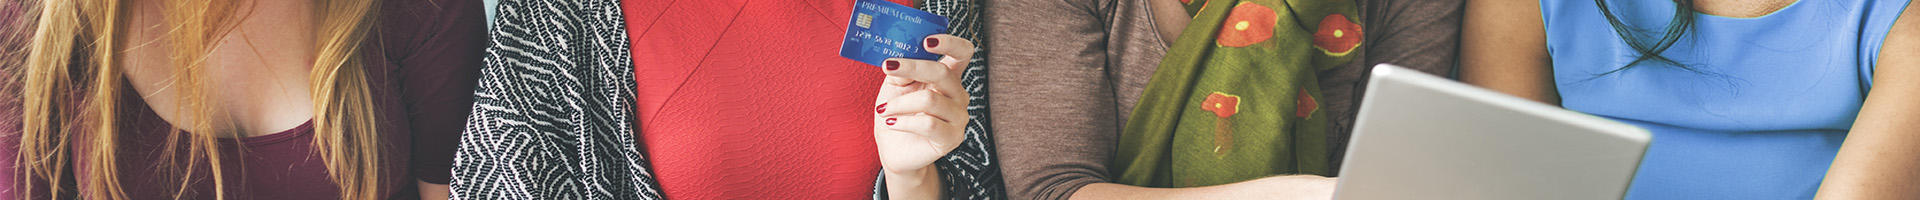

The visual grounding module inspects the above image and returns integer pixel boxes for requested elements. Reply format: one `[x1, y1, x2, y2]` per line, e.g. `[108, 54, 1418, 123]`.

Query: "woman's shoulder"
[377, 0, 485, 45]
[381, 0, 485, 25]
[374, 0, 486, 62]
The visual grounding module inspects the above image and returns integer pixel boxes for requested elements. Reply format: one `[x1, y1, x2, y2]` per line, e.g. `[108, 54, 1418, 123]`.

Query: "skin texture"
[1815, 0, 1920, 199]
[125, 0, 314, 137]
[876, 35, 976, 200]
[1458, 0, 1554, 104]
[419, 182, 450, 199]
[1149, 0, 1192, 43]
[1462, 0, 1920, 199]
[123, 0, 453, 198]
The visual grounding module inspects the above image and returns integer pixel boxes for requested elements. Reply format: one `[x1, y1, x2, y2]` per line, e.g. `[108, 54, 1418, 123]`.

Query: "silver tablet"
[1332, 64, 1651, 200]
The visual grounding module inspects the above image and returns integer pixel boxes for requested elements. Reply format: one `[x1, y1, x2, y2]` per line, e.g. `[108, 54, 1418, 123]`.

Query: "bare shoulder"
[1460, 0, 1556, 104]
[1880, 0, 1919, 69]
[1892, 0, 1920, 40]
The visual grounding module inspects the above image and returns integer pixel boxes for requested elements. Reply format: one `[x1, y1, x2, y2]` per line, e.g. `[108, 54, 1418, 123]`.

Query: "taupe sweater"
[982, 0, 1464, 199]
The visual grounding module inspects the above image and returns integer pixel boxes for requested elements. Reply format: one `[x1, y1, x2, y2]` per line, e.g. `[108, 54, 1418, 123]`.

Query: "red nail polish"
[876, 103, 887, 114]
[925, 38, 940, 48]
[885, 118, 897, 126]
[885, 60, 900, 71]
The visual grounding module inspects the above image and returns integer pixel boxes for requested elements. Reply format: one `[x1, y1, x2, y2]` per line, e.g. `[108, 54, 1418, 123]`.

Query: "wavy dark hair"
[1594, 0, 1698, 75]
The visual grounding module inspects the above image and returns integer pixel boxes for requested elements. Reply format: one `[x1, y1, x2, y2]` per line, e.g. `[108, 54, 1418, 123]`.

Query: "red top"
[620, 0, 906, 198]
[0, 0, 485, 199]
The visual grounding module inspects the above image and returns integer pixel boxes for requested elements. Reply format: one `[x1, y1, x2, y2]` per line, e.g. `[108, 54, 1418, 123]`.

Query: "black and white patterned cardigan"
[449, 0, 1003, 199]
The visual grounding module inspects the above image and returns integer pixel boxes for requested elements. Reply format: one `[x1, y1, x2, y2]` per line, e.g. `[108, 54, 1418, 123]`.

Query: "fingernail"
[885, 118, 897, 126]
[885, 60, 900, 71]
[924, 38, 940, 48]
[876, 103, 887, 114]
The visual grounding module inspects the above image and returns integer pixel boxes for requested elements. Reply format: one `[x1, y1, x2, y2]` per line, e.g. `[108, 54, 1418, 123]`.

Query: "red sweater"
[620, 0, 909, 198]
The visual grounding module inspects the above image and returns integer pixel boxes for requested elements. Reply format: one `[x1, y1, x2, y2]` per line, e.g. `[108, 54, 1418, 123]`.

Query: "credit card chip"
[856, 13, 874, 28]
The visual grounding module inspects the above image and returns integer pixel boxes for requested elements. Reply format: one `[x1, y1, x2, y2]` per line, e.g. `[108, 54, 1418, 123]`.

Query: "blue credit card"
[839, 0, 950, 67]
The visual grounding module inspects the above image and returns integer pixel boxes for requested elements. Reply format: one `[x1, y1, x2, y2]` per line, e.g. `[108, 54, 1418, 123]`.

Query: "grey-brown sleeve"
[983, 0, 1170, 198]
[1360, 0, 1463, 75]
[1324, 0, 1466, 172]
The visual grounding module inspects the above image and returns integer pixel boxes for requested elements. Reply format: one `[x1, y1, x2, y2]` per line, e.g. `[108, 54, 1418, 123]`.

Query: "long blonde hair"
[6, 0, 385, 199]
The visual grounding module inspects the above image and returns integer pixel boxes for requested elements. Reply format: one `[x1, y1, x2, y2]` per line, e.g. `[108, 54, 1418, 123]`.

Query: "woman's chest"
[121, 0, 321, 136]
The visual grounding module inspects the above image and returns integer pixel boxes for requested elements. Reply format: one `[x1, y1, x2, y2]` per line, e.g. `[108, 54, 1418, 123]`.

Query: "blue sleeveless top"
[1540, 0, 1909, 199]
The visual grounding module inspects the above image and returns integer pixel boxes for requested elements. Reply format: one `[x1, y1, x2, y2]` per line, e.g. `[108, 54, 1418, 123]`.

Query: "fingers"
[922, 34, 975, 68]
[883, 75, 915, 86]
[882, 58, 966, 100]
[875, 77, 922, 104]
[882, 59, 949, 84]
[880, 115, 965, 148]
[874, 35, 976, 154]
[879, 35, 973, 100]
[878, 90, 968, 125]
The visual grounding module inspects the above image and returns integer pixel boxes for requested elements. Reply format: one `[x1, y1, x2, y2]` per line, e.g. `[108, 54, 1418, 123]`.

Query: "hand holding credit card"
[839, 0, 950, 67]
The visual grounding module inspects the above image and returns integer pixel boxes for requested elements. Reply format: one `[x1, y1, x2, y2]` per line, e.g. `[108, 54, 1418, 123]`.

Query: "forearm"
[1069, 175, 1336, 200]
[885, 167, 947, 200]
[417, 180, 450, 199]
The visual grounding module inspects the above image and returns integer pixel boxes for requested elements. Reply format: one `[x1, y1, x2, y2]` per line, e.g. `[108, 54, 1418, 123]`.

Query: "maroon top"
[0, 0, 485, 199]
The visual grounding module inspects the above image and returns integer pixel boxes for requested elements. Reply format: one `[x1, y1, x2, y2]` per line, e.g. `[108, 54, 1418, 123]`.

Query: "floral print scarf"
[1114, 0, 1361, 187]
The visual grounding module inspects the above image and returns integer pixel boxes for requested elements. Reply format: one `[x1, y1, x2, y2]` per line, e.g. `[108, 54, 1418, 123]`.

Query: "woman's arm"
[875, 35, 978, 200]
[1356, 0, 1464, 75]
[383, 0, 488, 199]
[1458, 0, 1556, 104]
[1148, 0, 1191, 43]
[985, 0, 1140, 198]
[418, 182, 451, 199]
[1814, 3, 1920, 199]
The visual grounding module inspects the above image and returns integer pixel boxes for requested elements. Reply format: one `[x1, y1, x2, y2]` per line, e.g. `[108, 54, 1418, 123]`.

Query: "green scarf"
[1114, 0, 1361, 187]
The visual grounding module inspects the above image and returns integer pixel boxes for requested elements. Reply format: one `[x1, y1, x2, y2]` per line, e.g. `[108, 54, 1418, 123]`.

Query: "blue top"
[1540, 0, 1909, 199]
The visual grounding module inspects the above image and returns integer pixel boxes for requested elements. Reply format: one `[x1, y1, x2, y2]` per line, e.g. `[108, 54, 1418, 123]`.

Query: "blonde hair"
[7, 0, 385, 199]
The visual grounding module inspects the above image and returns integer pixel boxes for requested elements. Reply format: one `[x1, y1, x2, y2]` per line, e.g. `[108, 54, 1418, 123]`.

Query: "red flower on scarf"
[1296, 88, 1317, 118]
[1202, 92, 1241, 118]
[1215, 2, 1275, 47]
[1311, 14, 1362, 56]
